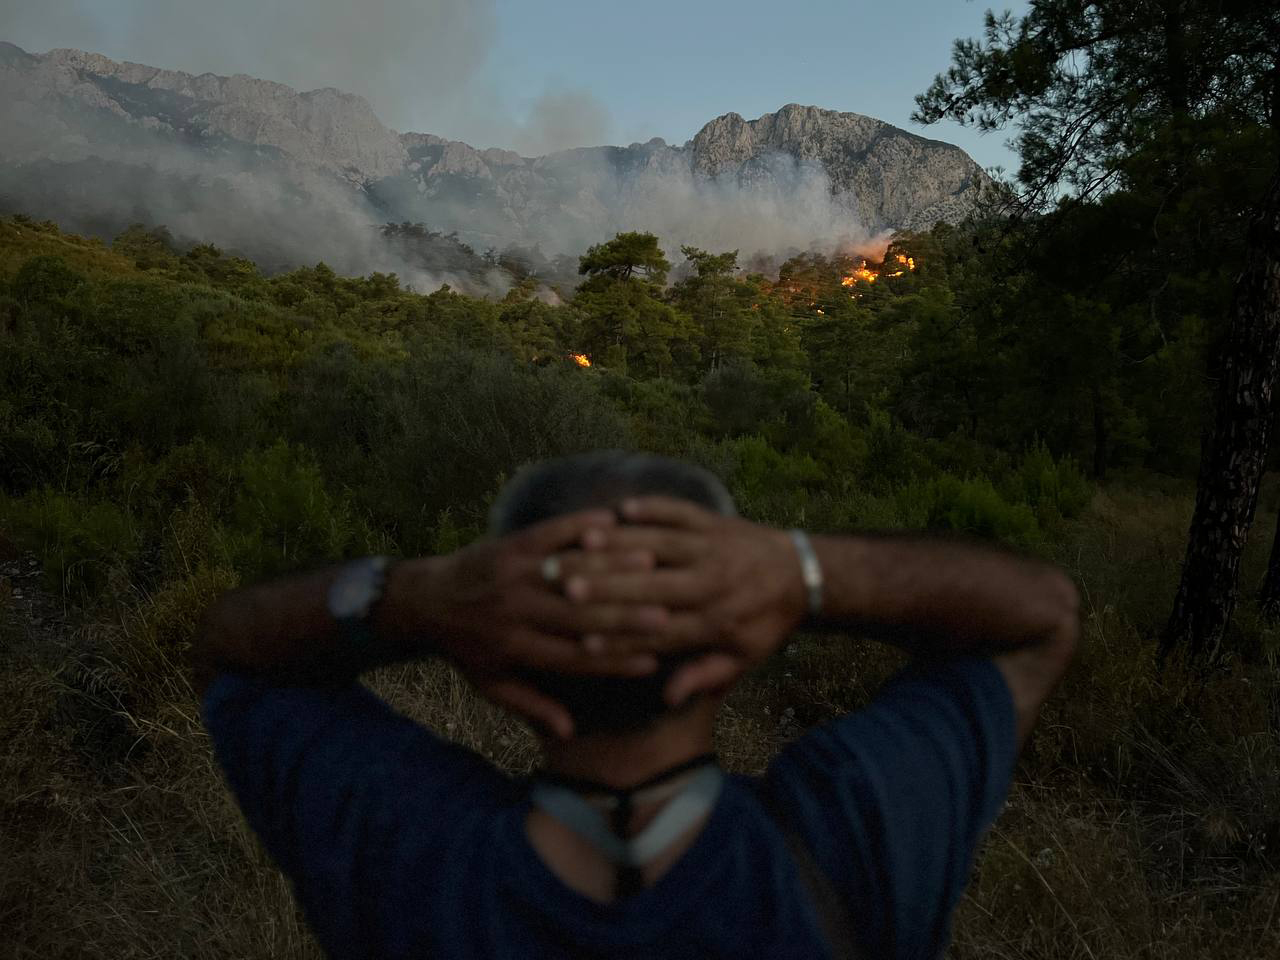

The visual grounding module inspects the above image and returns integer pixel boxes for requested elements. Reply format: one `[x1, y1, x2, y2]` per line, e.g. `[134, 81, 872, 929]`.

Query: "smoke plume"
[0, 5, 902, 290]
[0, 0, 610, 151]
[512, 88, 615, 157]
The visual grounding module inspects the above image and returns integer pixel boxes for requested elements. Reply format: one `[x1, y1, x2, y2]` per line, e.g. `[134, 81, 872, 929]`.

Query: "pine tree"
[919, 0, 1280, 663]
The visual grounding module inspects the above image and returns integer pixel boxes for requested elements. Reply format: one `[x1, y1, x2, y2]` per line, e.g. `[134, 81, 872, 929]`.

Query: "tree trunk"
[1161, 168, 1280, 663]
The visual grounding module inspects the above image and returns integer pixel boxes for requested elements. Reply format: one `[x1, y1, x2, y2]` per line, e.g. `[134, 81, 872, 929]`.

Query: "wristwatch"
[327, 556, 393, 646]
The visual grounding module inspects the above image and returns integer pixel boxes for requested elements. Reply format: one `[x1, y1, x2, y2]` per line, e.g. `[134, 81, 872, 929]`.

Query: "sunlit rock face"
[0, 43, 988, 265]
[390, 104, 987, 250]
[689, 103, 988, 232]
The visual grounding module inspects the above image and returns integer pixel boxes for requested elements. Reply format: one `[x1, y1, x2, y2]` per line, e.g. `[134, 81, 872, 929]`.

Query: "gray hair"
[489, 450, 735, 536]
[488, 451, 735, 735]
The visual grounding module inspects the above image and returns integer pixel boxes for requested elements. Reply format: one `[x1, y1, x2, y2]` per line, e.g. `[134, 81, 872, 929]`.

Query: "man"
[196, 451, 1080, 959]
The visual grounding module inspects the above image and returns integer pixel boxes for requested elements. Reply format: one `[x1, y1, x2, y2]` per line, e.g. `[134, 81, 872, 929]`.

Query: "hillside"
[2, 211, 1277, 959]
[0, 43, 989, 274]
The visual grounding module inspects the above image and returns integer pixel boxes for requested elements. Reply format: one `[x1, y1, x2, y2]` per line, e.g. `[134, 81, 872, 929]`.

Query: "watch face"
[331, 577, 371, 619]
[329, 561, 381, 620]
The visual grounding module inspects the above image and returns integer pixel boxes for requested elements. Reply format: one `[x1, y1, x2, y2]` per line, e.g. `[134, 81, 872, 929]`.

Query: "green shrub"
[603, 375, 710, 455]
[430, 508, 481, 555]
[12, 255, 86, 307]
[811, 488, 904, 533]
[0, 489, 137, 597]
[899, 473, 1042, 547]
[720, 435, 826, 524]
[803, 399, 866, 478]
[701, 360, 814, 441]
[922, 430, 1013, 479]
[227, 441, 357, 579]
[1012, 440, 1093, 523]
[144, 440, 233, 517]
[0, 292, 20, 331]
[863, 406, 922, 493]
[343, 344, 631, 548]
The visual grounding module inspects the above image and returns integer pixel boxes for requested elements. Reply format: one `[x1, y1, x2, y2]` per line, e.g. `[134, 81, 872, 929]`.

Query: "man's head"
[489, 451, 735, 736]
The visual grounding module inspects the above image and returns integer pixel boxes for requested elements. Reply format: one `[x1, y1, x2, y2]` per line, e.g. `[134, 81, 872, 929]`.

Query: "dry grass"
[2, 485, 1279, 958]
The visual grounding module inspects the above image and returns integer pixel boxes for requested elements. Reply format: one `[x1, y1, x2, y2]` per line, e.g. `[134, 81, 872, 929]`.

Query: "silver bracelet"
[788, 529, 824, 618]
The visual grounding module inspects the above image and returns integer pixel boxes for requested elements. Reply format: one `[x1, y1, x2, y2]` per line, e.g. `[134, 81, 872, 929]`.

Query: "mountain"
[0, 42, 990, 283]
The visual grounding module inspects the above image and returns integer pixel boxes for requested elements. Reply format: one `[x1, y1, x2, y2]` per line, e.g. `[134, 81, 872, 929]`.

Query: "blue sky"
[487, 0, 1026, 174]
[3, 0, 1027, 173]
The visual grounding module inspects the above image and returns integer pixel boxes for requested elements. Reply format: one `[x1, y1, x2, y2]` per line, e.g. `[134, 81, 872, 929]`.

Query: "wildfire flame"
[570, 353, 592, 367]
[841, 260, 879, 287]
[841, 253, 916, 289]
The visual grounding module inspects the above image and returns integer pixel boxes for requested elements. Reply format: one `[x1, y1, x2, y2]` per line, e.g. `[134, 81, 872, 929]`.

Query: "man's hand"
[397, 508, 675, 739]
[509, 497, 1079, 754]
[195, 506, 691, 740]
[564, 498, 809, 707]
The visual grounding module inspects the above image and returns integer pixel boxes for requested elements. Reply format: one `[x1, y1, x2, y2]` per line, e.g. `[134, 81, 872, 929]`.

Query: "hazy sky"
[1, 0, 1026, 173]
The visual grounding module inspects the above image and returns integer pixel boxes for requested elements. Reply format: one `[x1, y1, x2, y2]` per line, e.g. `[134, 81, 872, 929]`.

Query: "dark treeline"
[3, 213, 1124, 603]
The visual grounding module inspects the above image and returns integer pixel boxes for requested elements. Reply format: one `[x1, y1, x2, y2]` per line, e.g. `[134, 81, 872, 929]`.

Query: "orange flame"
[841, 260, 879, 287]
[571, 353, 591, 367]
[840, 253, 916, 292]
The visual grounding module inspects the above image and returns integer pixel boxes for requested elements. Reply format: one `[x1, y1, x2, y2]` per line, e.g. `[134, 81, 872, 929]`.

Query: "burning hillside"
[767, 247, 921, 310]
[841, 253, 916, 287]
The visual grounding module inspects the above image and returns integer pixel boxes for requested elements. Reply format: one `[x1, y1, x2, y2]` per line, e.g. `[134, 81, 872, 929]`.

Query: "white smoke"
[0, 4, 894, 288]
[0, 0, 610, 151]
[612, 154, 891, 264]
[420, 146, 893, 271]
[511, 88, 615, 157]
[0, 77, 510, 294]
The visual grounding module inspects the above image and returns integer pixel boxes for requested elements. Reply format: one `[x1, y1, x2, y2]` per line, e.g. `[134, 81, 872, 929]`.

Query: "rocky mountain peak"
[10, 46, 409, 180]
[685, 103, 986, 230]
[1, 41, 991, 269]
[690, 112, 753, 175]
[0, 41, 36, 66]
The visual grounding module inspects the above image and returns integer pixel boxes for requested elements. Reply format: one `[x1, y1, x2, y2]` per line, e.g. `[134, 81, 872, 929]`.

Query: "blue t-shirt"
[203, 656, 1015, 959]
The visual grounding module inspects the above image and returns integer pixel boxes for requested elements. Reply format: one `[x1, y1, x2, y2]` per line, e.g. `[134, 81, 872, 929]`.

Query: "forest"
[2, 0, 1279, 957]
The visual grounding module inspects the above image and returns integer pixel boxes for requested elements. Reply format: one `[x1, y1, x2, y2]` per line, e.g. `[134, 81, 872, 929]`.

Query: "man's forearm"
[191, 559, 436, 695]
[810, 533, 1079, 658]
